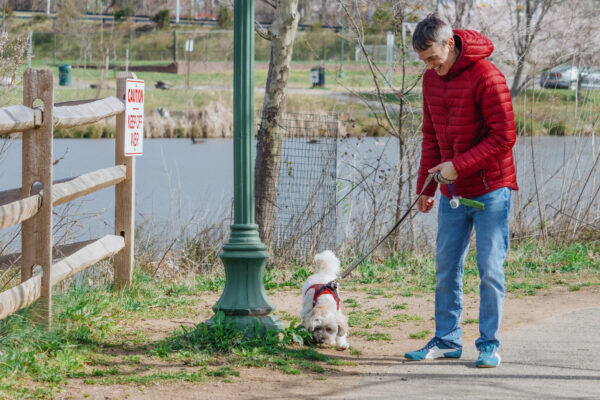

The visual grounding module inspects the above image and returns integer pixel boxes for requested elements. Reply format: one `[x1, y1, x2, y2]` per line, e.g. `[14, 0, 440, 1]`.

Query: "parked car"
[582, 71, 600, 90]
[539, 65, 597, 89]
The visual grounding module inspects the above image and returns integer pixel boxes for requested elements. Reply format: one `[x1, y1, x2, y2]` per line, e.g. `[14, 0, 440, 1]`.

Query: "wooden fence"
[0, 68, 137, 326]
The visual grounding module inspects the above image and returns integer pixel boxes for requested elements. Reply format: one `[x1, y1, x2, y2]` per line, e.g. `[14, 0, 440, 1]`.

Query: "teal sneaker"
[476, 343, 501, 368]
[404, 337, 462, 361]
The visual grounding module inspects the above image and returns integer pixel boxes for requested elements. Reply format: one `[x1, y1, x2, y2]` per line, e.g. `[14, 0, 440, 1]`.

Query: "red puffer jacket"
[416, 29, 519, 199]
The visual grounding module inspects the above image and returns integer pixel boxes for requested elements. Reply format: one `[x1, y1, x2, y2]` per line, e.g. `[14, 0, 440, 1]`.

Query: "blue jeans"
[435, 187, 511, 350]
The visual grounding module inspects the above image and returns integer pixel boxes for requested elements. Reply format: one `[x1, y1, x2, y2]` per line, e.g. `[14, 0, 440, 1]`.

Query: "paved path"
[331, 307, 600, 399]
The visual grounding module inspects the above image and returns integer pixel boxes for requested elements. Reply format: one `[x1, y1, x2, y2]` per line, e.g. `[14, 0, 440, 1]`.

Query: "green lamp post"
[209, 0, 283, 334]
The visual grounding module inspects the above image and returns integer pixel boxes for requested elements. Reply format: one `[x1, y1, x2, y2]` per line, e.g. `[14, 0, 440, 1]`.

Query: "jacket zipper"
[481, 170, 489, 190]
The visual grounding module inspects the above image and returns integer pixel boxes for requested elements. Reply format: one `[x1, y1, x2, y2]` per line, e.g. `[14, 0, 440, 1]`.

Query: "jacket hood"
[449, 30, 494, 75]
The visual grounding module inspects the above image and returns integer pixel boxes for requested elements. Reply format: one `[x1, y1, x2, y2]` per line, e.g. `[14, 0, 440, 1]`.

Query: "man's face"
[417, 38, 455, 76]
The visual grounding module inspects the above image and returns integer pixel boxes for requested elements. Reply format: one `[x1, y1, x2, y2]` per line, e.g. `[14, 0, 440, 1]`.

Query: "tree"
[152, 8, 171, 29]
[439, 0, 475, 28]
[254, 0, 300, 247]
[113, 4, 133, 21]
[217, 6, 233, 28]
[336, 0, 429, 251]
[507, 0, 555, 97]
[53, 0, 83, 32]
[370, 6, 394, 34]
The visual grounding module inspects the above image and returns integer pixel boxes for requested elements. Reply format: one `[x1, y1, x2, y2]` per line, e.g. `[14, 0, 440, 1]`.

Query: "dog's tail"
[314, 250, 340, 276]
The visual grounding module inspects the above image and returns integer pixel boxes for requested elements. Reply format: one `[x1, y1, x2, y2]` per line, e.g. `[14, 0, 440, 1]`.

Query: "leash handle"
[340, 173, 436, 280]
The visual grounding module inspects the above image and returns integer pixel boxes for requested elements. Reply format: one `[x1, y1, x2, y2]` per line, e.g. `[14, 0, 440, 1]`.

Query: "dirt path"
[58, 286, 600, 400]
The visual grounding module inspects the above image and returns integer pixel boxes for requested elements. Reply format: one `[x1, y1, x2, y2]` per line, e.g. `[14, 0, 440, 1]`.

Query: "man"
[404, 14, 518, 368]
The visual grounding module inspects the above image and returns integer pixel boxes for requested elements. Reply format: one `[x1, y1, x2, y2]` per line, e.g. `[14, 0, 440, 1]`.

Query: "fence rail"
[0, 97, 125, 136]
[0, 68, 137, 326]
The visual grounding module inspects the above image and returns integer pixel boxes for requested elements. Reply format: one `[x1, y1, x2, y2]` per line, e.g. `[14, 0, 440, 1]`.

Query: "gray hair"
[412, 13, 453, 51]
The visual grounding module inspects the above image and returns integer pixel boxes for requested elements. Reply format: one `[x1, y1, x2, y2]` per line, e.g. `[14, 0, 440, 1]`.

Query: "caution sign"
[124, 79, 144, 156]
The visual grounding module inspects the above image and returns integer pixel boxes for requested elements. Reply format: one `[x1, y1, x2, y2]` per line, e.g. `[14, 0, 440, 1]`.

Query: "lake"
[1, 136, 599, 248]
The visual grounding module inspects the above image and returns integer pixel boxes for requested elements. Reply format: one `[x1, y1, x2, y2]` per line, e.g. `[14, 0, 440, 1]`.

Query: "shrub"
[370, 7, 394, 34]
[545, 120, 567, 136]
[113, 5, 133, 22]
[32, 13, 49, 23]
[153, 9, 171, 30]
[217, 7, 233, 29]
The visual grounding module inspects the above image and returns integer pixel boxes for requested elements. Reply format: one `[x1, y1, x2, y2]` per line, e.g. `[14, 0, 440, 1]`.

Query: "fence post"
[114, 72, 136, 289]
[21, 68, 54, 326]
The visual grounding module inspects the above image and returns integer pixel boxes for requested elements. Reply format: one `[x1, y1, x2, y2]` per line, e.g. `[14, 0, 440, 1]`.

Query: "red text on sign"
[128, 88, 144, 103]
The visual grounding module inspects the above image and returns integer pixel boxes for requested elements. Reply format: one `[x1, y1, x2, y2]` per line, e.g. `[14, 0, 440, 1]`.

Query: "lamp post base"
[207, 224, 283, 336]
[206, 314, 283, 336]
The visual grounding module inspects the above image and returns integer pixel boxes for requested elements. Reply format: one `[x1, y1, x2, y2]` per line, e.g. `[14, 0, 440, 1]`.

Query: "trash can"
[58, 64, 71, 86]
[310, 66, 325, 87]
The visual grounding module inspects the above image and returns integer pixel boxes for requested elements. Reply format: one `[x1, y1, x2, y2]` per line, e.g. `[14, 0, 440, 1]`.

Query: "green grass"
[0, 271, 348, 398]
[348, 308, 383, 329]
[1, 238, 598, 397]
[409, 330, 431, 339]
[351, 331, 391, 341]
[343, 298, 361, 308]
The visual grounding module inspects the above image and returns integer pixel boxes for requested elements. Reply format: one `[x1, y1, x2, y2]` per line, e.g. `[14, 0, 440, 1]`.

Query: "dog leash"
[338, 172, 438, 280]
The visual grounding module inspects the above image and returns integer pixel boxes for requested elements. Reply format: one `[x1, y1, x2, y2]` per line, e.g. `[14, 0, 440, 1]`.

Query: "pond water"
[1, 136, 599, 247]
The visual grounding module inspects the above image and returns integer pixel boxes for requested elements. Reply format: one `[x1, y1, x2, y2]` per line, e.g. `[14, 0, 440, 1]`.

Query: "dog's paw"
[336, 337, 350, 350]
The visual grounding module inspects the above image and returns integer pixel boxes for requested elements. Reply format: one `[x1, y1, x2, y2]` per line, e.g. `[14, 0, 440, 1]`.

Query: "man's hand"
[428, 161, 458, 182]
[417, 195, 434, 213]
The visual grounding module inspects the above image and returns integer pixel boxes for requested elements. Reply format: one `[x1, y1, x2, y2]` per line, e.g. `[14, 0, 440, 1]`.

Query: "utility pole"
[208, 0, 282, 335]
[176, 0, 180, 24]
[47, 0, 51, 15]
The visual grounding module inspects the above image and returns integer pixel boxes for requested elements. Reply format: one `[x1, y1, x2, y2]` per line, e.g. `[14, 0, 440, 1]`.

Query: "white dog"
[301, 250, 349, 350]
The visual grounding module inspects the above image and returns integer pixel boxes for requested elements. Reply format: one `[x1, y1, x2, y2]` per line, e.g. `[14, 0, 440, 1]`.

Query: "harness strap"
[305, 281, 340, 310]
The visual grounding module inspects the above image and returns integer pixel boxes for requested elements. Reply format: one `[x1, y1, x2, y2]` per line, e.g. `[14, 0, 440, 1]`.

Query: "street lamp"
[207, 0, 283, 335]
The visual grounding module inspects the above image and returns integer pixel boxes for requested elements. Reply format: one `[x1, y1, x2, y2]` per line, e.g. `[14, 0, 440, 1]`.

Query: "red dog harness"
[305, 281, 340, 310]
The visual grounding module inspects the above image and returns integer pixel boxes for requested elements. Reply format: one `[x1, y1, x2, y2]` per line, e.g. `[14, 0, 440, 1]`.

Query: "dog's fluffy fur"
[301, 250, 349, 350]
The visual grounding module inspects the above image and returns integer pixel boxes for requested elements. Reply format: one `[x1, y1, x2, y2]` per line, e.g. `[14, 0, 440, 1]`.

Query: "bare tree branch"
[338, 0, 398, 138]
[262, 0, 278, 9]
[255, 20, 275, 41]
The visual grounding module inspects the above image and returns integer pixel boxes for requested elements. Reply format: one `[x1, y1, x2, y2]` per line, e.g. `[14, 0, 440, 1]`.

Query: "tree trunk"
[255, 0, 300, 248]
[510, 56, 526, 98]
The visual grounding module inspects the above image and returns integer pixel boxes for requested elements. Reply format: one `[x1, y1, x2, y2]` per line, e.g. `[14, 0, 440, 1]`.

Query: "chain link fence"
[256, 111, 338, 258]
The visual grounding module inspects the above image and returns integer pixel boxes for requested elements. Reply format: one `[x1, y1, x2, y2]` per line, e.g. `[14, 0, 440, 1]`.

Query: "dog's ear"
[304, 309, 316, 331]
[336, 312, 348, 337]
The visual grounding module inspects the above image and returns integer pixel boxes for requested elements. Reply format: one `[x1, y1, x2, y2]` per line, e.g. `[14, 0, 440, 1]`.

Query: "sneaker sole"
[476, 354, 501, 368]
[405, 349, 462, 361]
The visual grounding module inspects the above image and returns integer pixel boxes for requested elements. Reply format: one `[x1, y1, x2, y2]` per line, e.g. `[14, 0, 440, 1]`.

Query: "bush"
[370, 7, 394, 34]
[32, 13, 49, 23]
[153, 9, 171, 30]
[113, 5, 133, 22]
[545, 120, 567, 136]
[217, 7, 233, 29]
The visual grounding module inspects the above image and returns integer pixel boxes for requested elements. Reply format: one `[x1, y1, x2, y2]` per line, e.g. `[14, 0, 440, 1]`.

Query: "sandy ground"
[57, 285, 600, 400]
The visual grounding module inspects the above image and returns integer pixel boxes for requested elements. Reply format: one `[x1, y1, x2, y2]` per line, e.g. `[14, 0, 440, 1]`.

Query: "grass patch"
[393, 313, 423, 322]
[348, 308, 383, 328]
[343, 298, 361, 308]
[364, 288, 385, 296]
[351, 331, 391, 341]
[409, 330, 431, 339]
[463, 318, 479, 325]
[506, 282, 548, 296]
[0, 271, 349, 398]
